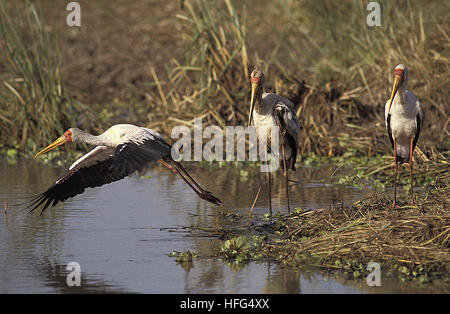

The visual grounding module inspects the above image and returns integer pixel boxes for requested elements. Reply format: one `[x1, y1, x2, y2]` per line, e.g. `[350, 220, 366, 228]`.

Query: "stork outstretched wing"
[26, 135, 172, 215]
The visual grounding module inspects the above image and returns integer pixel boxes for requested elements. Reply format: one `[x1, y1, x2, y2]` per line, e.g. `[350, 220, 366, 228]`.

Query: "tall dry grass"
[0, 0, 89, 153]
[145, 0, 448, 161]
[275, 0, 449, 156]
[146, 0, 250, 132]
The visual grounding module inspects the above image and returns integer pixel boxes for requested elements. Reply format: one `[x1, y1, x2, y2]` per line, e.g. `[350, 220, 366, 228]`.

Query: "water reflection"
[0, 158, 437, 293]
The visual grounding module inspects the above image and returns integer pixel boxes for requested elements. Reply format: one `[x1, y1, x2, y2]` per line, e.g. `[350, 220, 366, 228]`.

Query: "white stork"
[248, 69, 301, 215]
[385, 64, 423, 207]
[28, 124, 222, 215]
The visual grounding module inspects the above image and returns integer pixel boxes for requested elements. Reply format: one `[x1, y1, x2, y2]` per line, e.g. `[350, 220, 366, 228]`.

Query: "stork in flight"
[248, 69, 301, 215]
[385, 64, 423, 207]
[28, 124, 222, 214]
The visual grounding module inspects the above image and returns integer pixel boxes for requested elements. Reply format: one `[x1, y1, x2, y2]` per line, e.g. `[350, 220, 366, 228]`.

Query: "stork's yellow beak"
[387, 74, 402, 114]
[248, 82, 257, 127]
[34, 135, 67, 158]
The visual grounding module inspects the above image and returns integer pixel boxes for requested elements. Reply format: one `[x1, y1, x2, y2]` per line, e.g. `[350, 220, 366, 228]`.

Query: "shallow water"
[0, 159, 444, 293]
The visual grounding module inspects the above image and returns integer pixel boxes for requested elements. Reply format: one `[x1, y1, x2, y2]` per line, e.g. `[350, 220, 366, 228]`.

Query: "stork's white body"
[248, 69, 301, 214]
[383, 64, 423, 207]
[253, 93, 298, 161]
[67, 124, 166, 171]
[81, 124, 164, 147]
[384, 83, 423, 164]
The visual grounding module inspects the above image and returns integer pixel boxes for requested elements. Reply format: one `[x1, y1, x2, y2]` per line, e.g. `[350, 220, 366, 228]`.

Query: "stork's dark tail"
[396, 155, 410, 165]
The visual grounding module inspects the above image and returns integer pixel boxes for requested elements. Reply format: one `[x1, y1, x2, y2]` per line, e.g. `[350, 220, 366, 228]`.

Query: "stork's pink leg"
[158, 159, 221, 205]
[391, 139, 398, 208]
[158, 159, 198, 192]
[169, 160, 222, 205]
[171, 160, 210, 194]
[281, 144, 291, 215]
[266, 150, 272, 216]
[409, 137, 415, 206]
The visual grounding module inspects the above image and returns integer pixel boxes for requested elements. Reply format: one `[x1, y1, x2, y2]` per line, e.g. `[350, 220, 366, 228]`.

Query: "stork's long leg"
[158, 159, 221, 205]
[281, 144, 291, 215]
[171, 159, 222, 204]
[409, 137, 415, 205]
[391, 139, 398, 208]
[158, 159, 200, 193]
[265, 149, 272, 216]
[171, 159, 210, 195]
[173, 159, 222, 205]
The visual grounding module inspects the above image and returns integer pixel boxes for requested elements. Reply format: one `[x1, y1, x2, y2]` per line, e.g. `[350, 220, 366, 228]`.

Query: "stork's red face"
[64, 130, 73, 143]
[34, 129, 72, 158]
[394, 68, 406, 82]
[250, 76, 260, 85]
[387, 67, 406, 113]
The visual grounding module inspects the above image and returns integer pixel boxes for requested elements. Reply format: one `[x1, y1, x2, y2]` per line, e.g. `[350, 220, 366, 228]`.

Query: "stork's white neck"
[396, 83, 407, 105]
[76, 130, 111, 147]
[254, 84, 265, 113]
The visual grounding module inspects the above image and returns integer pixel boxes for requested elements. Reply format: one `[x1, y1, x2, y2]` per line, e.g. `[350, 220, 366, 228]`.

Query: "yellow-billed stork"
[385, 64, 423, 207]
[248, 69, 301, 215]
[28, 124, 222, 214]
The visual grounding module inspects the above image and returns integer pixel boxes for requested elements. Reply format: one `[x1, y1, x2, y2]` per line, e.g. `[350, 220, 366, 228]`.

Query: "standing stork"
[385, 64, 423, 207]
[28, 124, 222, 215]
[248, 69, 301, 215]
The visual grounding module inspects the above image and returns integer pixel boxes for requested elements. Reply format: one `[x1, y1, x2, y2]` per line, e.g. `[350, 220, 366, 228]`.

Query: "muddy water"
[0, 159, 441, 293]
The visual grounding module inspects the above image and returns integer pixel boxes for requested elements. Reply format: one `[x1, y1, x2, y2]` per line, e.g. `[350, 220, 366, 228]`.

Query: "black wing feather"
[412, 114, 421, 152]
[26, 156, 126, 215]
[27, 136, 172, 215]
[111, 137, 171, 175]
[386, 113, 394, 150]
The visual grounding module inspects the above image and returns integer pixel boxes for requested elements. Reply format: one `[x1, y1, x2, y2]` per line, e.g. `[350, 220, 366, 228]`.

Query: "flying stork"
[385, 64, 423, 207]
[28, 124, 222, 215]
[248, 69, 301, 215]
